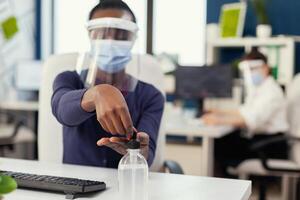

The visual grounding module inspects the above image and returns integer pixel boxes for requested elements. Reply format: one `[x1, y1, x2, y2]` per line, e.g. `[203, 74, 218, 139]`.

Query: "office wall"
[0, 0, 36, 100]
[207, 0, 300, 73]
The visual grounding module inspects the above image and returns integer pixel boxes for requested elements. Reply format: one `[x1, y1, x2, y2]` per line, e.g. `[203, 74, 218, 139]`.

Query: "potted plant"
[251, 0, 272, 38]
[0, 174, 17, 199]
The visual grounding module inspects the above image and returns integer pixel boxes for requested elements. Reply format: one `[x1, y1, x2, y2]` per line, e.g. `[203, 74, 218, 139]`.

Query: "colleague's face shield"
[76, 17, 140, 92]
[239, 59, 265, 94]
[239, 60, 265, 82]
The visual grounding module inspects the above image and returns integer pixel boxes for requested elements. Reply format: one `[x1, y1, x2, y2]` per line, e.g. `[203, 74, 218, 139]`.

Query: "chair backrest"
[38, 53, 165, 172]
[286, 74, 300, 164]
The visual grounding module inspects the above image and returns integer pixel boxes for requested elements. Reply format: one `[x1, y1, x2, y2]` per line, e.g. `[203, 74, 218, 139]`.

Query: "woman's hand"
[81, 84, 133, 136]
[202, 110, 247, 128]
[202, 113, 223, 126]
[96, 132, 149, 159]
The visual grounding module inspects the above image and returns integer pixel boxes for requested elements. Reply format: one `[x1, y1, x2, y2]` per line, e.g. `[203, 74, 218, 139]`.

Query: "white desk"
[0, 101, 39, 111]
[1, 158, 251, 200]
[166, 119, 234, 177]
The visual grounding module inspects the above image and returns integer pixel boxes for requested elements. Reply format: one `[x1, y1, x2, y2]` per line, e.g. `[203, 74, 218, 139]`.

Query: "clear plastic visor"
[89, 28, 136, 41]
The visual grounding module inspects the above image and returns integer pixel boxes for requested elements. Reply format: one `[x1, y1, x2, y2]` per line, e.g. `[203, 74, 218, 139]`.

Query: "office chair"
[228, 74, 300, 200]
[0, 112, 35, 158]
[38, 53, 183, 174]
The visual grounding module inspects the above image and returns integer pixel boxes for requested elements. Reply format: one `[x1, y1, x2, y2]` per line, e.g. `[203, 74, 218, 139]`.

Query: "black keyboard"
[0, 170, 106, 199]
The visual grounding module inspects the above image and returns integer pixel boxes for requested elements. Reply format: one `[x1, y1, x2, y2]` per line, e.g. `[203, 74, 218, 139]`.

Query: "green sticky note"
[220, 9, 241, 38]
[1, 16, 19, 40]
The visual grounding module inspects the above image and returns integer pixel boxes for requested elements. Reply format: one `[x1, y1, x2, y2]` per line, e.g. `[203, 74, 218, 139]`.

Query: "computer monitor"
[175, 65, 233, 116]
[175, 65, 233, 99]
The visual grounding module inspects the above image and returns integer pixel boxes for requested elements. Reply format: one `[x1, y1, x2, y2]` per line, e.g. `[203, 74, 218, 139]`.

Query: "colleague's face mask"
[251, 71, 265, 86]
[239, 60, 267, 87]
[90, 39, 134, 73]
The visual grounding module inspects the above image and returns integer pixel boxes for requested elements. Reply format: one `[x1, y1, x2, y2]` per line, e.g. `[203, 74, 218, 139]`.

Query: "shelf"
[206, 36, 300, 85]
[208, 37, 300, 48]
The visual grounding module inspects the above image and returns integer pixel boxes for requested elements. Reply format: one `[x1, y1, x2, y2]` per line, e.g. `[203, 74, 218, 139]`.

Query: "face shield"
[239, 59, 265, 96]
[76, 17, 140, 92]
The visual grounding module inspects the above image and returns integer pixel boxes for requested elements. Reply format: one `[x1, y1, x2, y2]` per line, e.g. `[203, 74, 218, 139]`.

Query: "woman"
[51, 0, 164, 168]
[202, 49, 289, 176]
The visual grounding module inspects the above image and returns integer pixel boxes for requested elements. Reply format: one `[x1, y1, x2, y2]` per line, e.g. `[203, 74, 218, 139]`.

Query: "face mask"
[251, 71, 265, 86]
[90, 40, 134, 73]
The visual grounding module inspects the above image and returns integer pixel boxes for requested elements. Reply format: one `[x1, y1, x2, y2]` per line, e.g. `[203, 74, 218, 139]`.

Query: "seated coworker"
[202, 49, 289, 176]
[51, 0, 164, 168]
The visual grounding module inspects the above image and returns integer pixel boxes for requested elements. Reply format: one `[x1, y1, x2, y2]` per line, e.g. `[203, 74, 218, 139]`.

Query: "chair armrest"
[249, 135, 290, 152]
[163, 160, 184, 174]
[0, 110, 26, 139]
[0, 121, 24, 146]
[259, 155, 300, 173]
[251, 136, 300, 173]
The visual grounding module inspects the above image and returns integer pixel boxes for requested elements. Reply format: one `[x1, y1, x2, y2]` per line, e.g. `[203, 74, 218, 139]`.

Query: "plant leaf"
[251, 0, 269, 24]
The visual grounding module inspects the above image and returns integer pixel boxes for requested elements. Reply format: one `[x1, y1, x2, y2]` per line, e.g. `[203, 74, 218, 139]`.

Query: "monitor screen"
[175, 65, 233, 99]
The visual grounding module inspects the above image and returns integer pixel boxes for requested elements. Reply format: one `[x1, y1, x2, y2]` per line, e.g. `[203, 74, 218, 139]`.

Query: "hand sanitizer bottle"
[118, 132, 149, 200]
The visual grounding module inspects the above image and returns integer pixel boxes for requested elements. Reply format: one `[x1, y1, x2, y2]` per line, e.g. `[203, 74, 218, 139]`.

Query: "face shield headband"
[86, 17, 139, 41]
[238, 60, 265, 71]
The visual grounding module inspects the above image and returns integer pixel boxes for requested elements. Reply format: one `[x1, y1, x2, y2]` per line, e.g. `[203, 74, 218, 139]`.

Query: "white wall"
[153, 0, 206, 66]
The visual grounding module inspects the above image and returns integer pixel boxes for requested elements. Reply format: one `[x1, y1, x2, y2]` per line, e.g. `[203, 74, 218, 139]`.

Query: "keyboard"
[0, 170, 106, 199]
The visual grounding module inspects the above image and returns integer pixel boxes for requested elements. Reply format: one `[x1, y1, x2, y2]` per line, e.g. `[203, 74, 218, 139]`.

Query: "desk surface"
[1, 158, 251, 200]
[0, 101, 39, 111]
[166, 119, 234, 138]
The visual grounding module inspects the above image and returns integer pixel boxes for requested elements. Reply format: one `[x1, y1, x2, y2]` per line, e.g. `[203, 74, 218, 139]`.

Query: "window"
[153, 0, 206, 66]
[123, 0, 147, 54]
[53, 0, 147, 54]
[53, 0, 98, 54]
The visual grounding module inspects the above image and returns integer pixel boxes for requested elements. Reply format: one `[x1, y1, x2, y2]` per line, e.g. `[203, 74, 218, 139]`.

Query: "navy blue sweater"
[51, 71, 164, 168]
